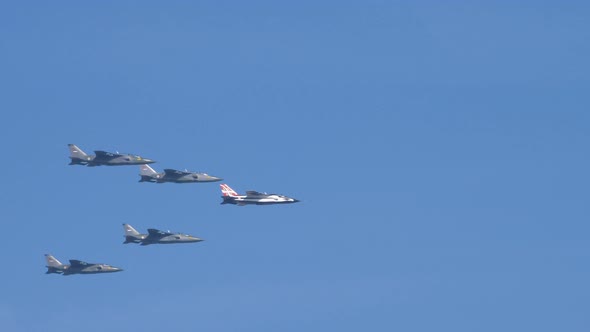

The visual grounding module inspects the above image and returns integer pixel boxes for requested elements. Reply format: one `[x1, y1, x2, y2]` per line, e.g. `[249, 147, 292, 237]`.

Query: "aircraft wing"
[94, 150, 120, 160]
[147, 228, 173, 237]
[69, 260, 91, 267]
[163, 169, 191, 177]
[246, 191, 266, 197]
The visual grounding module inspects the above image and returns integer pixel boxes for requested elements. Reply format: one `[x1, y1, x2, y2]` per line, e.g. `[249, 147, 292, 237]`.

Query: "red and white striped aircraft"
[220, 184, 300, 206]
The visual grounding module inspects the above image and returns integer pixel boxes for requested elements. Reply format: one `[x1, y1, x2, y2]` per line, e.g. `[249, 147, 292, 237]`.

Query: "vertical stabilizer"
[45, 254, 65, 274]
[68, 144, 91, 165]
[45, 254, 63, 267]
[220, 184, 239, 197]
[123, 224, 140, 236]
[140, 164, 157, 176]
[123, 224, 144, 244]
[139, 164, 159, 182]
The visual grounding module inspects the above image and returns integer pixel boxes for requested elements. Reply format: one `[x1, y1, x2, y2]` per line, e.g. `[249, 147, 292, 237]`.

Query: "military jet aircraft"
[68, 144, 155, 166]
[123, 224, 203, 245]
[44, 254, 123, 275]
[138, 164, 222, 183]
[220, 183, 300, 206]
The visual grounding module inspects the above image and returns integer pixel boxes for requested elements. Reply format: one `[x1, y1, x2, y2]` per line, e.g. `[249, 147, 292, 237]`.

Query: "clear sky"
[0, 1, 589, 331]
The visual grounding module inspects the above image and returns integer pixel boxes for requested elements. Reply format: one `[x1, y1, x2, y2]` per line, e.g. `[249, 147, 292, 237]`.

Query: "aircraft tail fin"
[220, 184, 239, 197]
[45, 254, 64, 274]
[45, 254, 63, 267]
[123, 224, 143, 244]
[123, 223, 140, 236]
[139, 164, 158, 182]
[140, 164, 157, 176]
[68, 144, 90, 165]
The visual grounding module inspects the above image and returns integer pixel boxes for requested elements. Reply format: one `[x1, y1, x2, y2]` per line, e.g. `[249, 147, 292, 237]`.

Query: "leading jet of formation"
[220, 183, 300, 206]
[68, 144, 156, 166]
[139, 164, 222, 183]
[123, 224, 203, 245]
[44, 254, 123, 275]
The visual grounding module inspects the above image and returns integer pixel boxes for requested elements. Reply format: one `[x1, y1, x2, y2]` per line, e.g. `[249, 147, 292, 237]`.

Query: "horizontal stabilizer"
[139, 175, 156, 182]
[46, 267, 63, 274]
[123, 236, 142, 244]
[68, 159, 87, 165]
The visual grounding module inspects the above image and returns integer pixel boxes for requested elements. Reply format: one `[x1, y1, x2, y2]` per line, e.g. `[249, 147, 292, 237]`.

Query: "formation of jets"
[46, 144, 300, 276]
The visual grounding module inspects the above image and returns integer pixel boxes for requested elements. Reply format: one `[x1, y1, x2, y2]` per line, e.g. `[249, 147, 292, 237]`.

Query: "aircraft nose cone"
[144, 159, 156, 164]
[293, 199, 300, 203]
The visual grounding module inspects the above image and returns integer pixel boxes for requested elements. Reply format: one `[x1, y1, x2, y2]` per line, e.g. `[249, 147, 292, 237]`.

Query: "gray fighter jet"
[220, 183, 300, 206]
[68, 144, 155, 166]
[138, 164, 222, 183]
[44, 254, 123, 275]
[123, 224, 203, 245]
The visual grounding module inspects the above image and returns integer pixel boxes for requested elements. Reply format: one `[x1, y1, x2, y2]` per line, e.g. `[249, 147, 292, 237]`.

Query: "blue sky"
[1, 1, 589, 331]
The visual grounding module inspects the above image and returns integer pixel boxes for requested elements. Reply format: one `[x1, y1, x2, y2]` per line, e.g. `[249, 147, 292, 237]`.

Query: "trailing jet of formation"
[220, 183, 300, 206]
[68, 144, 155, 166]
[45, 254, 123, 276]
[139, 164, 223, 183]
[123, 224, 203, 245]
